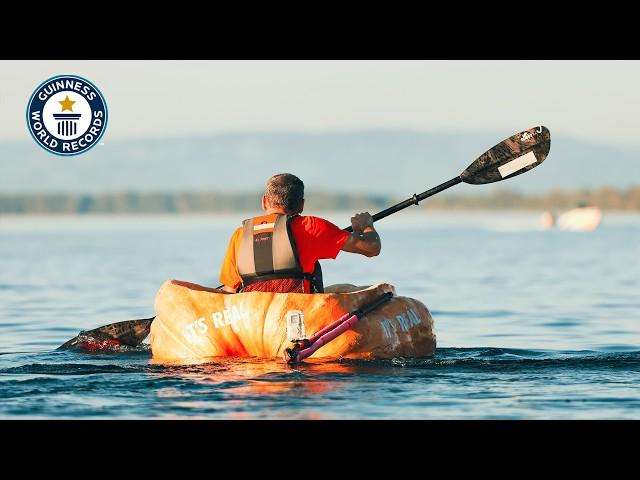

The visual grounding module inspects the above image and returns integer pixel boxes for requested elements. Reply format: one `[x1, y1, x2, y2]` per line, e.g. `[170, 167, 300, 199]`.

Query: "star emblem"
[58, 95, 76, 112]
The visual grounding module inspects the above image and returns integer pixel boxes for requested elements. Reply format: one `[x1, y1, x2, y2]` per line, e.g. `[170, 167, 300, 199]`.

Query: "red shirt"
[219, 215, 349, 292]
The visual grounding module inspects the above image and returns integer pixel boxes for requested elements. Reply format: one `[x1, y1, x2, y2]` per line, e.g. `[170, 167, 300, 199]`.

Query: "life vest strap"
[240, 271, 322, 291]
[241, 271, 306, 286]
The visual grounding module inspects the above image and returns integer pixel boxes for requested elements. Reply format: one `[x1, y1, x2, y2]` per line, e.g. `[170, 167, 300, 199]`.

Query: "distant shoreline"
[1, 187, 639, 215]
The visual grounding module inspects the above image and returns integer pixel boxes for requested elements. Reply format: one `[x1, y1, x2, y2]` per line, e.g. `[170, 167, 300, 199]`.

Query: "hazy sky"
[2, 60, 639, 146]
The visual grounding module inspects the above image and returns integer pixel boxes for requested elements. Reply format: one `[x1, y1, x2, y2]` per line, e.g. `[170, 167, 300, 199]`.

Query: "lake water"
[1, 211, 639, 419]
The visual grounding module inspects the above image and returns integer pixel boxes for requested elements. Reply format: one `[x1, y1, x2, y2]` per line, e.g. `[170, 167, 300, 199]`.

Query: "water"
[1, 211, 639, 419]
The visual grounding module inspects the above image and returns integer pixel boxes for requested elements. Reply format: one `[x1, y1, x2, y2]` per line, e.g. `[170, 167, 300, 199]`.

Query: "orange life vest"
[236, 213, 324, 293]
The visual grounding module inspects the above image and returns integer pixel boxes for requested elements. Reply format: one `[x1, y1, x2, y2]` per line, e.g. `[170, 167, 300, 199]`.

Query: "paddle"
[57, 317, 155, 350]
[58, 125, 551, 350]
[345, 125, 551, 231]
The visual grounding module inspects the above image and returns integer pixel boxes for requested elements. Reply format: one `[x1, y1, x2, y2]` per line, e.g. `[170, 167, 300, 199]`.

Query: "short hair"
[265, 173, 304, 213]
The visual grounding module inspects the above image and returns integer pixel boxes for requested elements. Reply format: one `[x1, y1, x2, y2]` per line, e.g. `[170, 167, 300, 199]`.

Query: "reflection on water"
[149, 357, 372, 407]
[146, 356, 392, 420]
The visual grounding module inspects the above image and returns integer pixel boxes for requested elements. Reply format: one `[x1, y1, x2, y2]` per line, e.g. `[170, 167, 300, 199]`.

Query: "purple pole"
[284, 292, 393, 364]
[306, 312, 351, 345]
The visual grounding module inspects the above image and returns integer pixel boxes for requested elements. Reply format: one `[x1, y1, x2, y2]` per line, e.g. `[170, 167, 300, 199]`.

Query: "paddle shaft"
[344, 176, 462, 232]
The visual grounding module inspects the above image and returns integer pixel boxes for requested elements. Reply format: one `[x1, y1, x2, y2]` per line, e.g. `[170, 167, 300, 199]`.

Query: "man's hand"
[342, 212, 381, 257]
[350, 212, 375, 234]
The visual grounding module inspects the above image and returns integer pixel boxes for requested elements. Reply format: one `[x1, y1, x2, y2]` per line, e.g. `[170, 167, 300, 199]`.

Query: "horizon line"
[2, 126, 640, 150]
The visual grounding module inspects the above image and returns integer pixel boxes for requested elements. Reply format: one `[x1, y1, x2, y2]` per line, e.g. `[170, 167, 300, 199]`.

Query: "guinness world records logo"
[26, 74, 108, 156]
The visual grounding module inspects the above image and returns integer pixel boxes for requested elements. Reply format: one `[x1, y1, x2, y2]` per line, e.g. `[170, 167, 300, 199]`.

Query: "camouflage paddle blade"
[461, 126, 551, 185]
[58, 317, 155, 350]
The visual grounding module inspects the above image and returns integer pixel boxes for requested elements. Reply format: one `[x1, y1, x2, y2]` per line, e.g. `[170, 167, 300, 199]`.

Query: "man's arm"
[341, 212, 381, 257]
[219, 228, 243, 293]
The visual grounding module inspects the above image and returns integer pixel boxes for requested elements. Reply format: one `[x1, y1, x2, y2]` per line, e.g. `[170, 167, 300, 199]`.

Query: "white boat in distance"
[556, 206, 603, 232]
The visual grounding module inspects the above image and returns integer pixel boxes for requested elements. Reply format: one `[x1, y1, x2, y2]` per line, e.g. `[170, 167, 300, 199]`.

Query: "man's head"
[263, 173, 305, 215]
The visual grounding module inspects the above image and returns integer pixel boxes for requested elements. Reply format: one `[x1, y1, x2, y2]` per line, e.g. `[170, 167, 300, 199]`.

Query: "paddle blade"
[461, 126, 551, 185]
[58, 317, 154, 350]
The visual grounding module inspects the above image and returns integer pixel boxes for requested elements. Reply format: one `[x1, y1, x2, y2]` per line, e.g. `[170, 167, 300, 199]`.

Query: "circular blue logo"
[26, 75, 108, 156]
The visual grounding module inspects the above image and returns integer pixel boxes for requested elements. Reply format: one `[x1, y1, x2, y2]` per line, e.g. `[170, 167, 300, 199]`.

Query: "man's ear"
[291, 199, 304, 215]
[262, 195, 268, 211]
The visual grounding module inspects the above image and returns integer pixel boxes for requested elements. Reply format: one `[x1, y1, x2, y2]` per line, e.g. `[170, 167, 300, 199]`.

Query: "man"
[219, 173, 381, 293]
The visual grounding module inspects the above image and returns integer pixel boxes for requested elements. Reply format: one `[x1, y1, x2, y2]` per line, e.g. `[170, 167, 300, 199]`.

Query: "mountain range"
[1, 130, 638, 195]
